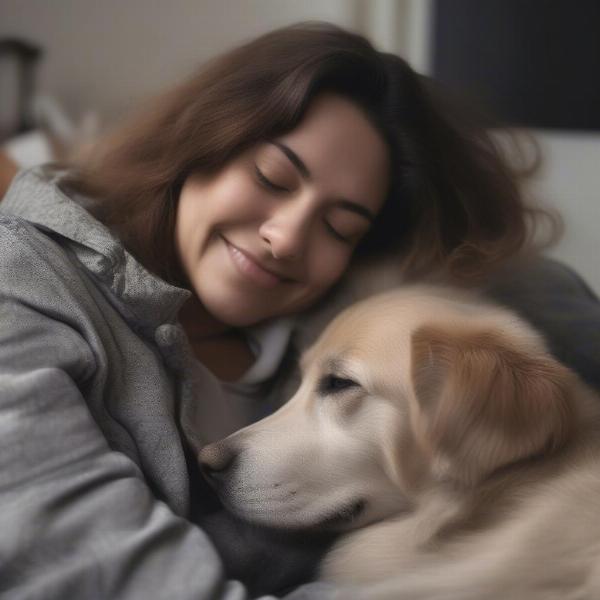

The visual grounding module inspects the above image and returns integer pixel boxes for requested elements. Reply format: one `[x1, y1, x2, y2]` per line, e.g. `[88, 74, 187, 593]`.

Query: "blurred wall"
[0, 0, 415, 125]
[0, 1, 359, 123]
[532, 131, 600, 295]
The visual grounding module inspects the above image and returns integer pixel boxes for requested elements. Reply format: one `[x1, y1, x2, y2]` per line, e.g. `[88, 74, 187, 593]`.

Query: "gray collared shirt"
[0, 166, 337, 599]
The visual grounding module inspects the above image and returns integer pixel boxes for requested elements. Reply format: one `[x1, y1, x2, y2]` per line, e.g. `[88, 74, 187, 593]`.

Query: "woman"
[0, 22, 562, 599]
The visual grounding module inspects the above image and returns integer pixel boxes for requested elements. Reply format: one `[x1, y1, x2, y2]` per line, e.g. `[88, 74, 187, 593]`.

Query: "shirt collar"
[2, 166, 191, 327]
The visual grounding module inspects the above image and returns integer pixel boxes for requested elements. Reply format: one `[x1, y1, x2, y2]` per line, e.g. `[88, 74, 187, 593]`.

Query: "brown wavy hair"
[68, 21, 557, 285]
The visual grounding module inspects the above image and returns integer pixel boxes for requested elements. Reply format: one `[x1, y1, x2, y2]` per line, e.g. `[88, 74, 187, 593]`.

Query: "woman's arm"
[0, 218, 241, 599]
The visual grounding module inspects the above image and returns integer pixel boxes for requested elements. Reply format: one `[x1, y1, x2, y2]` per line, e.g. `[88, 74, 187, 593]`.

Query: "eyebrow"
[268, 140, 377, 222]
[299, 353, 353, 376]
[325, 357, 352, 374]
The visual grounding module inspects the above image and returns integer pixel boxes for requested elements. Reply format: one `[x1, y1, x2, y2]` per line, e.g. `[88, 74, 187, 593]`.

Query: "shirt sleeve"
[0, 221, 260, 600]
[0, 217, 341, 600]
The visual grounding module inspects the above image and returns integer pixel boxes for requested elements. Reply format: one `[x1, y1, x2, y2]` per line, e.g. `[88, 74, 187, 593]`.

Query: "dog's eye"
[319, 374, 359, 395]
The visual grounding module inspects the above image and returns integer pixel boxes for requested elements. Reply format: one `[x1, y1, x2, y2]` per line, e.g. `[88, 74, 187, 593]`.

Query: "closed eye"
[318, 374, 360, 395]
[254, 165, 290, 193]
[324, 222, 353, 244]
[255, 164, 363, 244]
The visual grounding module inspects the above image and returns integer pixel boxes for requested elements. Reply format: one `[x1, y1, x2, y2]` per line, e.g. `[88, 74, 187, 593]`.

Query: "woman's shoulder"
[0, 211, 73, 274]
[0, 214, 101, 326]
[1, 165, 121, 259]
[0, 167, 131, 305]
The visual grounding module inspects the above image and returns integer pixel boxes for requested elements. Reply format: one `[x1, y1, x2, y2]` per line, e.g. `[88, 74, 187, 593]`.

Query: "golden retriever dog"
[200, 286, 600, 599]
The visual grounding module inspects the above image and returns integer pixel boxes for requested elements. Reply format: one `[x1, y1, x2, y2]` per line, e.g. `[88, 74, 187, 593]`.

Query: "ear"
[410, 323, 575, 486]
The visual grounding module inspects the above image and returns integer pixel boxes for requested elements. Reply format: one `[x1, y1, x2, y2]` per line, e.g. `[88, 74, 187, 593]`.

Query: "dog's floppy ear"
[410, 323, 575, 485]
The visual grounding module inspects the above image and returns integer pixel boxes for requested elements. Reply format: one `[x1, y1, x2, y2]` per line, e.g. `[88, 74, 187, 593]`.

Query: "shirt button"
[155, 324, 181, 347]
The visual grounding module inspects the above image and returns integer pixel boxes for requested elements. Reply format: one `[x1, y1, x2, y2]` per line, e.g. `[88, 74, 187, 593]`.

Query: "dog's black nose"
[199, 442, 237, 484]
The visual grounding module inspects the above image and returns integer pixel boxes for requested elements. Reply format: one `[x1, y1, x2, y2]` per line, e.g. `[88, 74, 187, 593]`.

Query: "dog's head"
[200, 287, 575, 531]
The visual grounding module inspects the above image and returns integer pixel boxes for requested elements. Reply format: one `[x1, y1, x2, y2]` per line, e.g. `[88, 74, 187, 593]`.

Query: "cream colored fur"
[200, 286, 600, 599]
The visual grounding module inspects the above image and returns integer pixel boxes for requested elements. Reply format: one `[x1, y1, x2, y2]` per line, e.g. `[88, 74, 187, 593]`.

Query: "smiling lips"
[223, 237, 291, 288]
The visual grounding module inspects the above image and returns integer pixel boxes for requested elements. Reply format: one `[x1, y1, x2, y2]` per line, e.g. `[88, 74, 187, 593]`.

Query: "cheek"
[175, 198, 203, 264]
[287, 247, 351, 312]
[284, 252, 350, 315]
[213, 181, 257, 216]
[185, 171, 264, 228]
[208, 167, 268, 219]
[308, 246, 352, 290]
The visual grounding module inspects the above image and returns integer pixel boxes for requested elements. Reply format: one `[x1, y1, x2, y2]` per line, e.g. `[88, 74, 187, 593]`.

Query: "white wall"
[0, 0, 365, 124]
[531, 131, 600, 295]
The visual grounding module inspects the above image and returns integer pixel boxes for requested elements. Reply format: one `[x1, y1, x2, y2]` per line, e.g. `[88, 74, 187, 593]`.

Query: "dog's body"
[200, 286, 600, 599]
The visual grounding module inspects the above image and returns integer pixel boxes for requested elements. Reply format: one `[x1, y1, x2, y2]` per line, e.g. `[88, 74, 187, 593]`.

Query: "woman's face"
[175, 93, 390, 327]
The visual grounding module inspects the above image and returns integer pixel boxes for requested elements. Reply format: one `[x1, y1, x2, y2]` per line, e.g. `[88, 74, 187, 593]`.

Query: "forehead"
[277, 93, 390, 212]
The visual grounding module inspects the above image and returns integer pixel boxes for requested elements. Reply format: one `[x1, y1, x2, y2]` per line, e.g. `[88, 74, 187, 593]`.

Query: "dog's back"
[328, 423, 600, 599]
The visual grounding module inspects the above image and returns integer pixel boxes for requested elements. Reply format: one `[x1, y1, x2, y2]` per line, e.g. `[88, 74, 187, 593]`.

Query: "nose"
[259, 203, 310, 260]
[199, 441, 237, 485]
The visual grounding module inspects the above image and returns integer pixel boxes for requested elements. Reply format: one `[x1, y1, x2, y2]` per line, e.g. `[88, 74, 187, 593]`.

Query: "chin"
[195, 278, 320, 328]
[204, 296, 276, 328]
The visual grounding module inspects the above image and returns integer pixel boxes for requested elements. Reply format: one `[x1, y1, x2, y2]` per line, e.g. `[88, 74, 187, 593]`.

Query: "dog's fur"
[200, 286, 600, 599]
